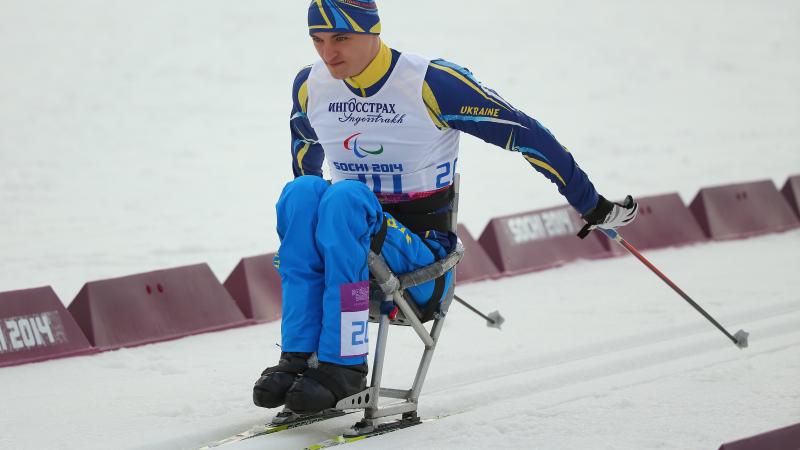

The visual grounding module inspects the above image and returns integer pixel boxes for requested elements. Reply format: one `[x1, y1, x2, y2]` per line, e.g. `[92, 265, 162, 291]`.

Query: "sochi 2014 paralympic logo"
[343, 133, 384, 158]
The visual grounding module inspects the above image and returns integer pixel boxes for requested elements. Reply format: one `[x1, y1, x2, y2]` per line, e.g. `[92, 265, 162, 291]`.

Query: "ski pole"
[454, 294, 504, 329]
[599, 228, 749, 349]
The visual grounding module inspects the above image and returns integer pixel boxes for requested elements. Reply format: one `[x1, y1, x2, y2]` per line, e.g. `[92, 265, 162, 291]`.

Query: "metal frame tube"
[409, 313, 448, 401]
[379, 388, 411, 399]
[357, 173, 462, 422]
[365, 401, 418, 419]
[392, 291, 434, 347]
[409, 271, 456, 400]
[369, 311, 391, 389]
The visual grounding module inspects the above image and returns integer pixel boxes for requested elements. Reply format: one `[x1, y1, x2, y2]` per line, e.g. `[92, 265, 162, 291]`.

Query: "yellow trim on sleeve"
[422, 81, 448, 129]
[505, 130, 514, 150]
[298, 80, 309, 113]
[429, 63, 511, 112]
[523, 155, 566, 186]
[296, 142, 312, 176]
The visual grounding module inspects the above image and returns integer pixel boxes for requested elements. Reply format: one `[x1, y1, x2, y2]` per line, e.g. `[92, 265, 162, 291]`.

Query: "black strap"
[370, 216, 389, 255]
[390, 213, 452, 235]
[577, 223, 593, 239]
[381, 185, 455, 234]
[371, 186, 454, 321]
[417, 239, 448, 322]
[382, 186, 454, 214]
[420, 276, 446, 322]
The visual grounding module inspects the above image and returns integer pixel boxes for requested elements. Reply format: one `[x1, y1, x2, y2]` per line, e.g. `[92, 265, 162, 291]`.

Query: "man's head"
[308, 0, 381, 79]
[310, 32, 380, 80]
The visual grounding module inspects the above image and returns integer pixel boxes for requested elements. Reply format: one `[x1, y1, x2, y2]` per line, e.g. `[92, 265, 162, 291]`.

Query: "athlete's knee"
[282, 175, 329, 199]
[278, 176, 329, 209]
[317, 180, 383, 233]
[319, 180, 377, 211]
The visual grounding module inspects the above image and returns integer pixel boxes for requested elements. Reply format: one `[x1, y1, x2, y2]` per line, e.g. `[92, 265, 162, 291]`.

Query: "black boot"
[284, 361, 368, 415]
[252, 352, 312, 408]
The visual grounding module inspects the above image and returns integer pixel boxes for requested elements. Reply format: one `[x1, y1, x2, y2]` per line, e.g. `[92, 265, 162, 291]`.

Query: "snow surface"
[1, 0, 799, 449]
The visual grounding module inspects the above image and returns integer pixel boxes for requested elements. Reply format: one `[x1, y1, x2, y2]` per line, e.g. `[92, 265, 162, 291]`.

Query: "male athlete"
[253, 0, 638, 416]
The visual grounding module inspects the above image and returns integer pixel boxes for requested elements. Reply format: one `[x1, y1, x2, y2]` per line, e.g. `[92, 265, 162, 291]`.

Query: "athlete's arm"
[290, 66, 325, 178]
[423, 59, 599, 215]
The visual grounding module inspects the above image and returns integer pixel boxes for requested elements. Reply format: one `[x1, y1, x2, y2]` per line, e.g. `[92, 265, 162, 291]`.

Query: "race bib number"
[339, 281, 369, 357]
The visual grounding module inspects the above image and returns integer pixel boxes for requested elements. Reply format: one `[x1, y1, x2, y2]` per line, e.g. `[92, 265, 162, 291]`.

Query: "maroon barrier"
[1, 287, 96, 368]
[68, 264, 251, 350]
[612, 193, 708, 251]
[223, 253, 282, 323]
[781, 175, 800, 218]
[718, 422, 800, 450]
[689, 179, 800, 240]
[478, 204, 613, 275]
[456, 224, 501, 284]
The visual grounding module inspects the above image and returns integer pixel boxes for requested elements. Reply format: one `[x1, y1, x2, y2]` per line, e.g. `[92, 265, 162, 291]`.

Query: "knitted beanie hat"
[308, 0, 381, 35]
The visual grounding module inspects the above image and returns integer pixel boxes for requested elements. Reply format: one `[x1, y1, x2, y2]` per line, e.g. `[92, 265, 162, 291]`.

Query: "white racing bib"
[307, 52, 460, 193]
[339, 281, 369, 358]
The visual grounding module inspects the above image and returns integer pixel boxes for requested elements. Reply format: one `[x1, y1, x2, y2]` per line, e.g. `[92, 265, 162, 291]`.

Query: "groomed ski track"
[0, 225, 798, 450]
[218, 231, 800, 450]
[227, 314, 800, 449]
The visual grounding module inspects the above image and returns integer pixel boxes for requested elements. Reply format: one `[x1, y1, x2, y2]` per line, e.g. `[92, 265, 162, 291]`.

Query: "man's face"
[311, 32, 380, 80]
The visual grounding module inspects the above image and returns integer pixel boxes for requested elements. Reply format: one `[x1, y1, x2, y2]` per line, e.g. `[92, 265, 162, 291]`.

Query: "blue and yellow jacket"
[290, 41, 599, 215]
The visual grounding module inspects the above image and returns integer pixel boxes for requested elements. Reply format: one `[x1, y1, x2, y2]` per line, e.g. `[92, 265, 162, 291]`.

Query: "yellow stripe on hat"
[523, 155, 566, 186]
[338, 7, 365, 32]
[309, 0, 334, 29]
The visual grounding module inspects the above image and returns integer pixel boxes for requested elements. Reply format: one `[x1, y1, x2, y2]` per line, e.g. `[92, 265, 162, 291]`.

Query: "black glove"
[577, 195, 638, 239]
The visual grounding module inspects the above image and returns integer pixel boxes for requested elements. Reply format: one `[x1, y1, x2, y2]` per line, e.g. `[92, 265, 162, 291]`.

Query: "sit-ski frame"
[333, 175, 463, 435]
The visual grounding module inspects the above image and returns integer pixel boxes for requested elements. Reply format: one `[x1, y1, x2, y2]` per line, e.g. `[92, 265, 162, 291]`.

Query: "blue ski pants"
[274, 176, 451, 366]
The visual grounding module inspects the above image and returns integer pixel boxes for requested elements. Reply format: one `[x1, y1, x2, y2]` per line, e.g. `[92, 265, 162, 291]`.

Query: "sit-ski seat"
[333, 176, 463, 436]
